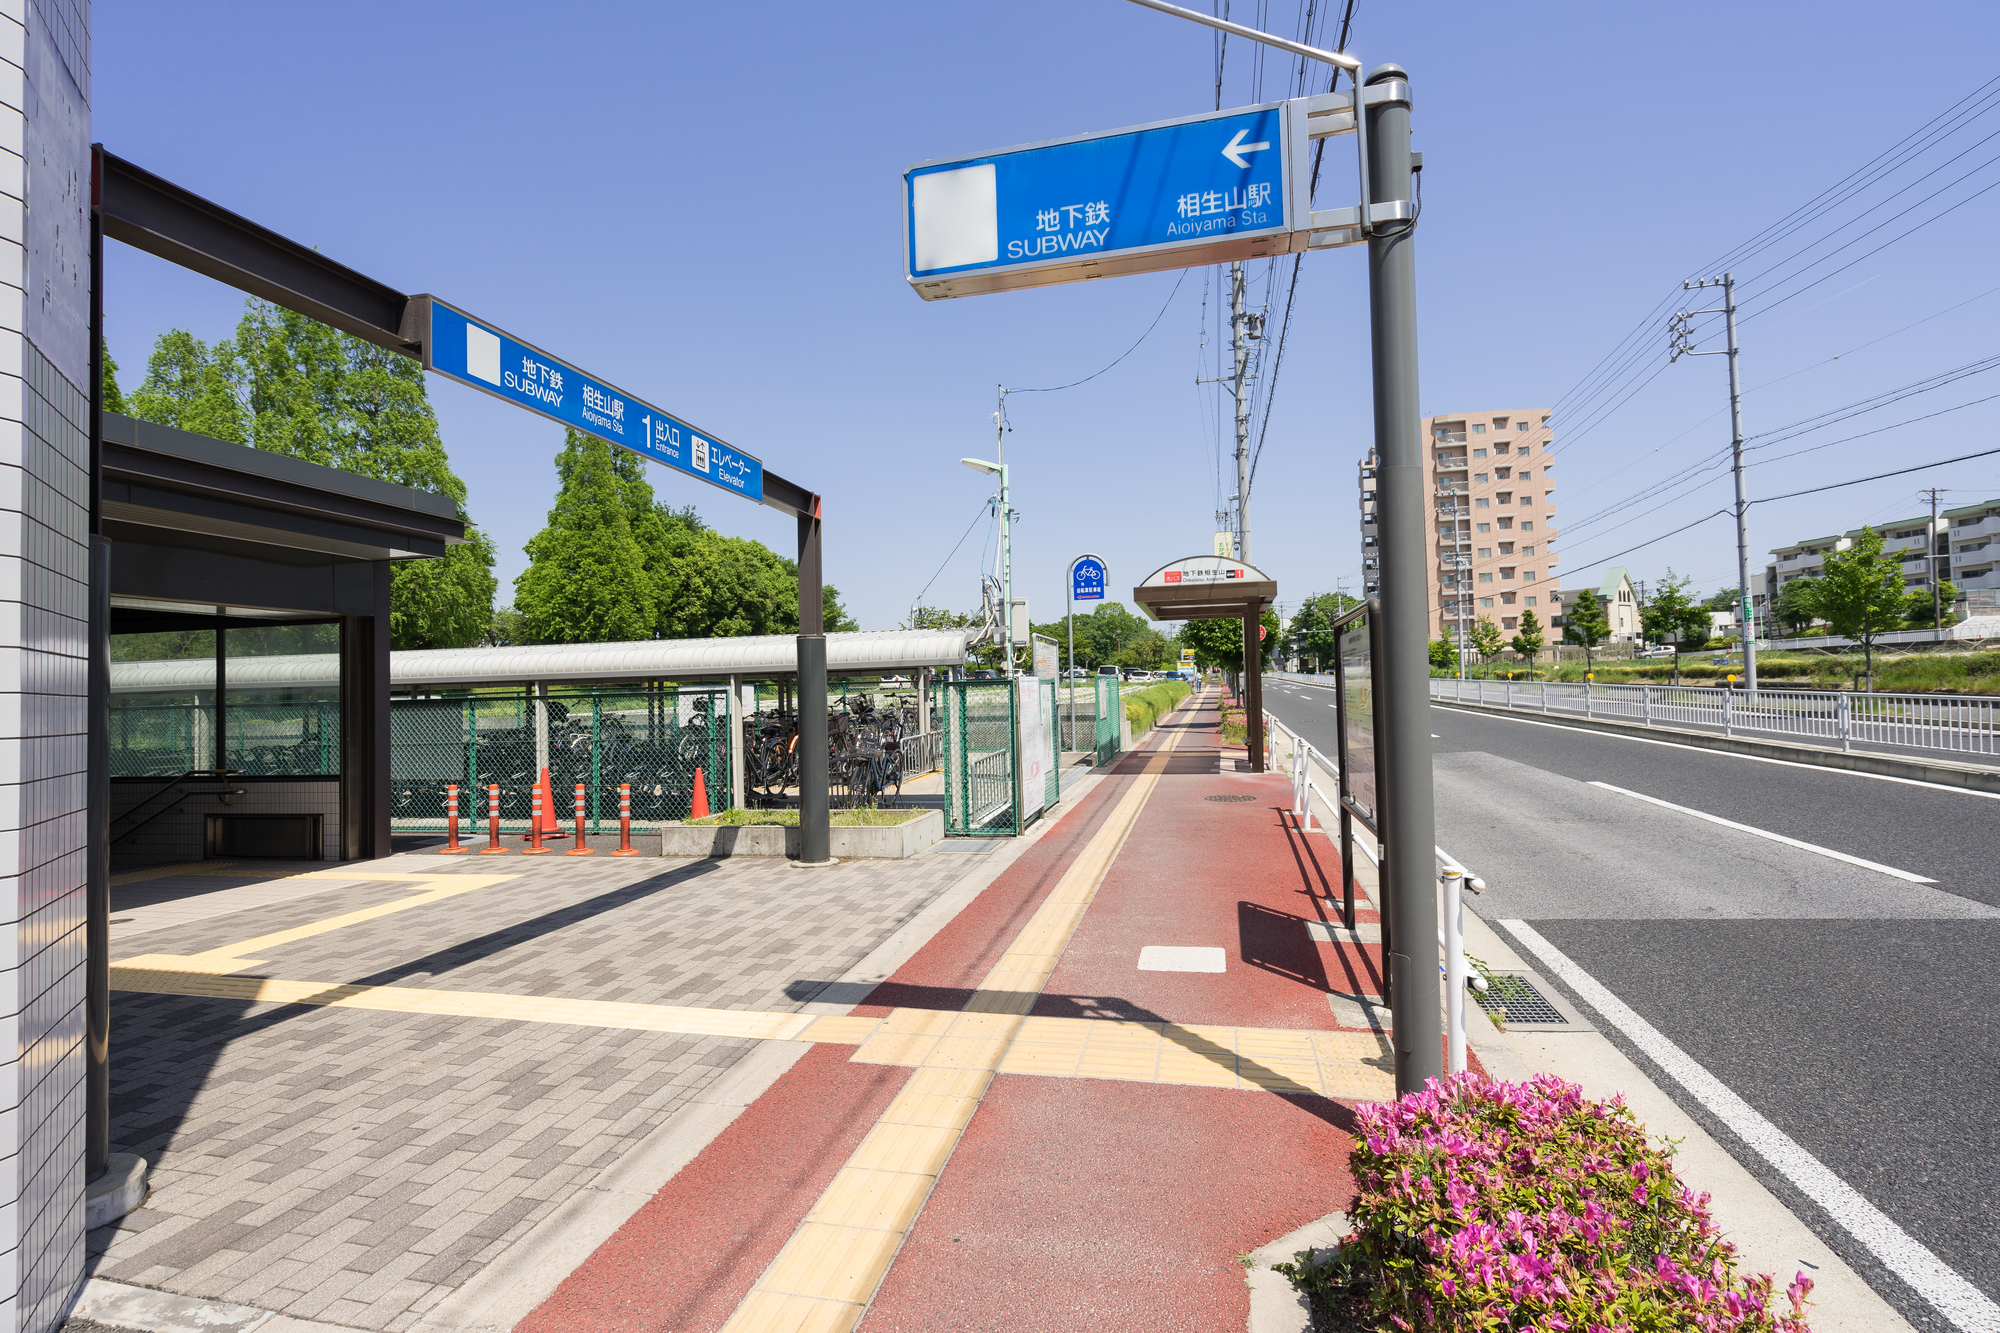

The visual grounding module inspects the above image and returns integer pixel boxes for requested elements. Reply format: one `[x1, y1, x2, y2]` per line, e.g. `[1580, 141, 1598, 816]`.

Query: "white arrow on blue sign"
[1072, 557, 1107, 602]
[905, 101, 1313, 301]
[421, 297, 764, 504]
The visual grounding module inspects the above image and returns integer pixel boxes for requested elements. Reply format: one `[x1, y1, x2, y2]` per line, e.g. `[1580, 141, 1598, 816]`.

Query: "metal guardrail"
[1266, 708, 1484, 1075]
[1430, 676, 1998, 758]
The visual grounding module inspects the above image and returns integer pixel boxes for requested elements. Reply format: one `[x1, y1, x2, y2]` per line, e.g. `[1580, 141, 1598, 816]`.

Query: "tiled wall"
[110, 781, 341, 867]
[0, 1, 91, 1328]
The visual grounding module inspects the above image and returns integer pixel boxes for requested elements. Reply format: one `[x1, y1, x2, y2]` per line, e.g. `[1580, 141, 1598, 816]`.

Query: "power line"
[1007, 270, 1190, 395]
[1753, 445, 2000, 504]
[1561, 445, 2000, 576]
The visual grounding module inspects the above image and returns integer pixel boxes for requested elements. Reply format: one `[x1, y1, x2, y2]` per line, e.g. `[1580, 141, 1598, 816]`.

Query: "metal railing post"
[1584, 682, 1593, 721]
[1839, 692, 1852, 752]
[1540, 681, 1550, 713]
[1724, 688, 1734, 737]
[1443, 867, 1466, 1075]
[1642, 683, 1652, 728]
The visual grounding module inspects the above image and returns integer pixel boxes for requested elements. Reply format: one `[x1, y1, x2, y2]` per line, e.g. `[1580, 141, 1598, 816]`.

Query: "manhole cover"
[1204, 794, 1259, 803]
[1474, 972, 1571, 1026]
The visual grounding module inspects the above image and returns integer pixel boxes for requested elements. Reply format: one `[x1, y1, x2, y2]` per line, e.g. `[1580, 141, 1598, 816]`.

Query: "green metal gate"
[1042, 677, 1061, 811]
[942, 679, 1016, 836]
[1054, 673, 1122, 769]
[390, 684, 733, 833]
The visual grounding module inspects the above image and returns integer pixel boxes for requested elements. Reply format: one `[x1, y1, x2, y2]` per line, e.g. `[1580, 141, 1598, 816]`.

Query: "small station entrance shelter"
[1133, 556, 1277, 771]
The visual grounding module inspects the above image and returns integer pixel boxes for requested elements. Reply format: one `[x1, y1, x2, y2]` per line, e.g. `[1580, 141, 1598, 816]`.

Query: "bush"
[1277, 1072, 1814, 1332]
[1124, 680, 1191, 736]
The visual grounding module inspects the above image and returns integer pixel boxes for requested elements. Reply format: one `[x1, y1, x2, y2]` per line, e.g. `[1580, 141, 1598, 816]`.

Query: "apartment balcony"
[1433, 431, 1468, 443]
[1434, 454, 1469, 471]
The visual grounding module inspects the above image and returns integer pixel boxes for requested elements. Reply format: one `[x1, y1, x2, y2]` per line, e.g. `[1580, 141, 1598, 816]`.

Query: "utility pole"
[1199, 263, 1260, 564]
[1670, 273, 1758, 690]
[994, 386, 1014, 675]
[1920, 487, 1948, 640]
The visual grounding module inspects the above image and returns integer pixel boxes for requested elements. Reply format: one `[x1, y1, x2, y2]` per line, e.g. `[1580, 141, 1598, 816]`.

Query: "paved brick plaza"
[90, 847, 1001, 1331]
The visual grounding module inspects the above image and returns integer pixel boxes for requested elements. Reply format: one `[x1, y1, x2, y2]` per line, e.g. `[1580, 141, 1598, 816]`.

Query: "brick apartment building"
[1423, 408, 1558, 647]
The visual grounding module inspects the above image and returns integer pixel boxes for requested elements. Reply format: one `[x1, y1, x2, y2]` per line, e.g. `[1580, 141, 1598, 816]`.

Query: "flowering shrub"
[1277, 1072, 1813, 1332]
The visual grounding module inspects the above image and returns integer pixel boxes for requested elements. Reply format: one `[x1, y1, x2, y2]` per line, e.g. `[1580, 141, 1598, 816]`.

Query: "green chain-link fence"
[942, 678, 1016, 836]
[1053, 674, 1121, 768]
[390, 684, 733, 833]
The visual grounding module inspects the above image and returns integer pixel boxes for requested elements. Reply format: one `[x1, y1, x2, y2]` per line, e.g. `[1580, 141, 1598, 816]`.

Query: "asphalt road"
[1263, 677, 1999, 1333]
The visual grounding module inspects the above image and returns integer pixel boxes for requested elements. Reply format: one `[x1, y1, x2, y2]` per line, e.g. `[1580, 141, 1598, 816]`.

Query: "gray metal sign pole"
[1365, 65, 1443, 1094]
[796, 503, 831, 864]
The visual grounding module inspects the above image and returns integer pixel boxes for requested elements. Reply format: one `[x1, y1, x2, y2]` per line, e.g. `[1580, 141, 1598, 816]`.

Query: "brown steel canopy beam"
[95, 147, 423, 358]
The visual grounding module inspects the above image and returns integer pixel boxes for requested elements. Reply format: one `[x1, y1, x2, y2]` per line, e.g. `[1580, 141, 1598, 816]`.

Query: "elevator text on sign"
[423, 299, 764, 504]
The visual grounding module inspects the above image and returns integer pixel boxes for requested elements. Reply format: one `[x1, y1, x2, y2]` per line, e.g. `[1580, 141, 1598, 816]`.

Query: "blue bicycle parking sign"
[1072, 556, 1107, 602]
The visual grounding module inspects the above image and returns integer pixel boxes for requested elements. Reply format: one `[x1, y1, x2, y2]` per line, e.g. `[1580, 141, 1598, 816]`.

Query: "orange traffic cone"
[525, 768, 567, 839]
[690, 768, 710, 820]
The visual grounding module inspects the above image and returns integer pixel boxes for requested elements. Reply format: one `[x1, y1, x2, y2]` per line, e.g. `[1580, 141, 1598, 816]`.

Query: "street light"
[962, 456, 1012, 675]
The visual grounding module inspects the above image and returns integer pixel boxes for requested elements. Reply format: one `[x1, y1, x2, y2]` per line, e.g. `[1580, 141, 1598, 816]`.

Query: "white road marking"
[1431, 703, 2000, 802]
[1138, 945, 1226, 973]
[1587, 781, 1935, 882]
[1501, 920, 2000, 1333]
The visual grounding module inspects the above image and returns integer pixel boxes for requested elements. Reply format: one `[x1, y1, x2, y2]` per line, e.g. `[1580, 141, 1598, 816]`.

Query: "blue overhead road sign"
[906, 102, 1311, 300]
[422, 298, 764, 503]
[1072, 557, 1107, 602]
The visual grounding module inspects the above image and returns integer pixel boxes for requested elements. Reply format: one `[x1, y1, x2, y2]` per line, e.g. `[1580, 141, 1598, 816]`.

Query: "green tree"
[101, 338, 127, 415]
[1702, 587, 1743, 612]
[1470, 616, 1505, 670]
[1562, 588, 1610, 671]
[514, 430, 658, 643]
[1814, 527, 1923, 690]
[1906, 578, 1959, 629]
[1290, 592, 1361, 672]
[1774, 576, 1821, 636]
[1429, 637, 1459, 674]
[129, 328, 247, 442]
[1640, 570, 1712, 684]
[1177, 610, 1280, 676]
[125, 304, 498, 648]
[1508, 608, 1546, 671]
[907, 606, 980, 631]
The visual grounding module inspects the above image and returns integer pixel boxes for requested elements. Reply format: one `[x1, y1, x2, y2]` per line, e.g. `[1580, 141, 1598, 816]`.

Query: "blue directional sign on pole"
[906, 101, 1314, 300]
[1072, 556, 1107, 603]
[422, 298, 763, 503]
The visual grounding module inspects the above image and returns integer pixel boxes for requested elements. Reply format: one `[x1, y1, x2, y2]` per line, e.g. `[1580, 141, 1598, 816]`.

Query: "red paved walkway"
[521, 687, 1383, 1333]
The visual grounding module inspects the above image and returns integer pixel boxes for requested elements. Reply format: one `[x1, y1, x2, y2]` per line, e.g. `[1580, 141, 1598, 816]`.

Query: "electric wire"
[908, 496, 998, 616]
[1005, 270, 1190, 395]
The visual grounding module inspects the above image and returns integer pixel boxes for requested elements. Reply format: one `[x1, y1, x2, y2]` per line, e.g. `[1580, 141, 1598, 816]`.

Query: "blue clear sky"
[96, 0, 2000, 629]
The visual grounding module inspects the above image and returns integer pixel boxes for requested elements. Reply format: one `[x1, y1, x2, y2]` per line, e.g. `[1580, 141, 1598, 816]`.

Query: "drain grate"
[1473, 971, 1574, 1027]
[1204, 794, 1259, 803]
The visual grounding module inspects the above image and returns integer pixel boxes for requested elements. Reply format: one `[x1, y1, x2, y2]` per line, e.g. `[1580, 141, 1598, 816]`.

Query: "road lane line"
[1501, 919, 2000, 1333]
[1587, 781, 1936, 882]
[1432, 702, 2000, 801]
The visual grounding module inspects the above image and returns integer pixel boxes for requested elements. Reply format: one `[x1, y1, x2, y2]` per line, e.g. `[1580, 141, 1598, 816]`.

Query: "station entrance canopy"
[1132, 555, 1275, 774]
[1131, 555, 1276, 621]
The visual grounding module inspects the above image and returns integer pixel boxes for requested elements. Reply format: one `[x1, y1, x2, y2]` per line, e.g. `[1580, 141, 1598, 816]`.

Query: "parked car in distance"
[969, 669, 998, 679]
[1096, 665, 1121, 677]
[1061, 667, 1091, 680]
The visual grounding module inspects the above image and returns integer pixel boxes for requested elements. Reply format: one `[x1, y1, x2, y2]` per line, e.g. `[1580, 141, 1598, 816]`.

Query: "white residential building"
[1943, 498, 2000, 593]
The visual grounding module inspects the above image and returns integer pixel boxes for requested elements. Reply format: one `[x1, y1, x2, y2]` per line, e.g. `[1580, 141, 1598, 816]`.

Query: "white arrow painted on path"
[1220, 128, 1271, 168]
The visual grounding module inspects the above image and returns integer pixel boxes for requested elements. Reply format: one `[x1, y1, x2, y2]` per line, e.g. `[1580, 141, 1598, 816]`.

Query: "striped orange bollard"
[566, 783, 595, 855]
[439, 784, 468, 854]
[480, 784, 510, 854]
[521, 784, 551, 855]
[610, 782, 641, 856]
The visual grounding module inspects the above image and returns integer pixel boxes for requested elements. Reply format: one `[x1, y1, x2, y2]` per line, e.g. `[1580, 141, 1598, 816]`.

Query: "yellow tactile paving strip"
[720, 694, 1238, 1333]
[114, 871, 519, 974]
[106, 967, 1392, 1101]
